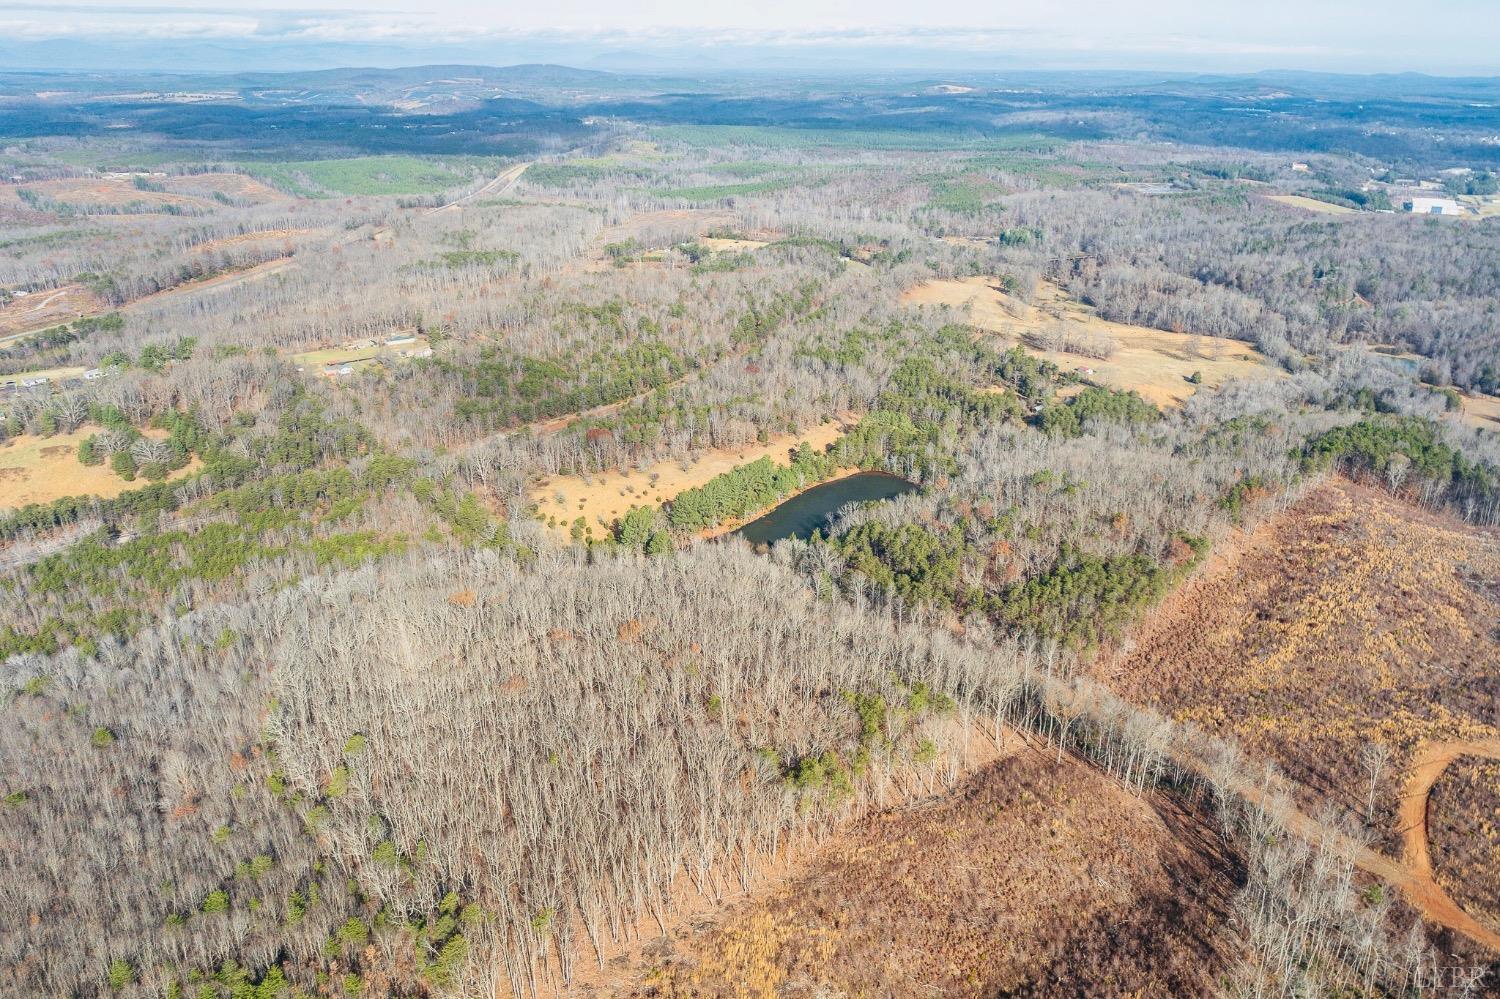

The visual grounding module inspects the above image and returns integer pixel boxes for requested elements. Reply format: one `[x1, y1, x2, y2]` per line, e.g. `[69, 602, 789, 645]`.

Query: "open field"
[290, 336, 431, 372]
[1264, 194, 1361, 215]
[698, 235, 770, 253]
[901, 276, 1282, 407]
[0, 425, 193, 510]
[1457, 194, 1500, 218]
[1104, 477, 1500, 835]
[616, 743, 1237, 997]
[243, 155, 511, 197]
[531, 419, 849, 540]
[2, 364, 87, 386]
[1458, 390, 1500, 430]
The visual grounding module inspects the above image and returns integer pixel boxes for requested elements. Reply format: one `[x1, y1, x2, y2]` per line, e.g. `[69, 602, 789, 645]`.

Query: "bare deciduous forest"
[1, 64, 1498, 997]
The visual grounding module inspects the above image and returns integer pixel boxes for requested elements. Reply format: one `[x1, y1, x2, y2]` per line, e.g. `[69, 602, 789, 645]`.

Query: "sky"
[1, 0, 1497, 74]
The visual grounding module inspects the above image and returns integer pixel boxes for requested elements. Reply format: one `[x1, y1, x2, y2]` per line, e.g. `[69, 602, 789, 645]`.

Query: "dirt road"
[1393, 739, 1500, 949]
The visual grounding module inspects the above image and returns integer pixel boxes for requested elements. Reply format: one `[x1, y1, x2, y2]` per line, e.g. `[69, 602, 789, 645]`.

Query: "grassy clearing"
[241, 156, 507, 197]
[3, 364, 86, 384]
[0, 426, 194, 510]
[1457, 391, 1500, 431]
[290, 337, 431, 371]
[530, 419, 848, 542]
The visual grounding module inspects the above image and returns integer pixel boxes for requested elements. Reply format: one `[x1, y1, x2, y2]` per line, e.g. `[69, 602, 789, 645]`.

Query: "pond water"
[733, 471, 918, 545]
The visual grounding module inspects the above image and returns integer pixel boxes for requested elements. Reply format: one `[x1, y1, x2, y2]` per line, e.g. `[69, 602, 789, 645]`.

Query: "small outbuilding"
[1404, 197, 1462, 216]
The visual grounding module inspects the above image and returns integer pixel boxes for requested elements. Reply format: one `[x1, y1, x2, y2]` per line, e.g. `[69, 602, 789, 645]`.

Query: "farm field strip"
[530, 418, 851, 540]
[1264, 194, 1361, 215]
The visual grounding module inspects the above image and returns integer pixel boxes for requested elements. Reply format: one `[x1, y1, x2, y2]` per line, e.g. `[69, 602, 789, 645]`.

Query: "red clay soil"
[1399, 740, 1500, 946]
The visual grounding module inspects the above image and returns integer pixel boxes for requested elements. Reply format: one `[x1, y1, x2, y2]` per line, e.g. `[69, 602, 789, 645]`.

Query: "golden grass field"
[901, 276, 1283, 407]
[3, 364, 87, 385]
[291, 336, 431, 372]
[1458, 390, 1500, 431]
[192, 228, 309, 254]
[1264, 194, 1360, 215]
[0, 425, 196, 510]
[698, 236, 770, 253]
[531, 418, 849, 541]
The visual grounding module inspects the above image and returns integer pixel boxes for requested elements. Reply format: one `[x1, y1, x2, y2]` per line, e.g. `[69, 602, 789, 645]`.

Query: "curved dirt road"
[1392, 738, 1500, 951]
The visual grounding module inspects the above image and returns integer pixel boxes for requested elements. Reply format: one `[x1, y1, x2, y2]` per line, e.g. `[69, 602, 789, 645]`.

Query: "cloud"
[0, 8, 1328, 58]
[0, 3, 1488, 73]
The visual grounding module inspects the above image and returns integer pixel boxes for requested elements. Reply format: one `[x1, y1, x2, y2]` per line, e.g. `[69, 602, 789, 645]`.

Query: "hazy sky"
[3, 0, 1498, 73]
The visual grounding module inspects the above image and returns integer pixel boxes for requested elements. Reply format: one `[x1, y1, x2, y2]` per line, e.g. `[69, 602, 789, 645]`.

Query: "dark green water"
[734, 471, 917, 545]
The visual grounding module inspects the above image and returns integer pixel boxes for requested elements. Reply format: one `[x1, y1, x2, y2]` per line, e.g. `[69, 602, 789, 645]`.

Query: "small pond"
[733, 471, 918, 546]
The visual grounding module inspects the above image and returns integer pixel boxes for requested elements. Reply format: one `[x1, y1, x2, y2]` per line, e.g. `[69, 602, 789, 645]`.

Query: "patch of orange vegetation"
[192, 228, 310, 253]
[517, 722, 1019, 999]
[0, 177, 215, 212]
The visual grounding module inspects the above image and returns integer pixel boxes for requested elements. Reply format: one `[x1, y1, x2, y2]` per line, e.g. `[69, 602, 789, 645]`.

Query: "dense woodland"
[1, 67, 1498, 997]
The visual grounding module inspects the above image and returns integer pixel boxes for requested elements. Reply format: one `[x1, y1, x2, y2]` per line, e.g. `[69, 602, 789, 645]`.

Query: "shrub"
[337, 916, 369, 947]
[110, 450, 137, 481]
[106, 959, 134, 989]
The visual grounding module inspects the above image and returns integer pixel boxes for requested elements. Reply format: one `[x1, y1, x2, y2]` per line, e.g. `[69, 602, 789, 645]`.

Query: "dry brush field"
[1428, 755, 1500, 937]
[1104, 477, 1500, 830]
[615, 743, 1239, 999]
